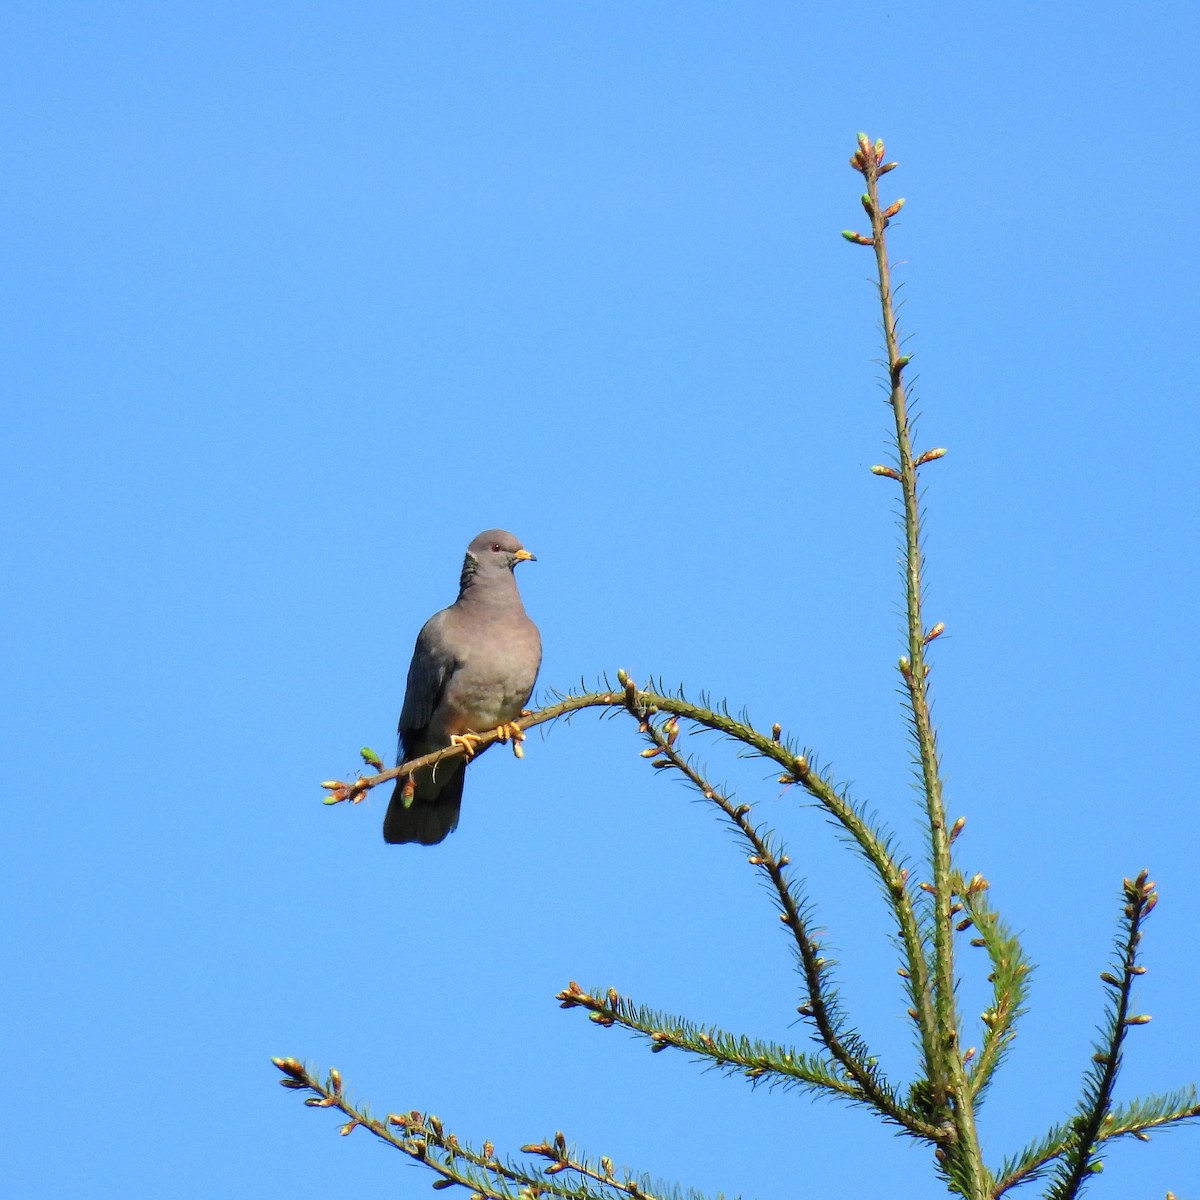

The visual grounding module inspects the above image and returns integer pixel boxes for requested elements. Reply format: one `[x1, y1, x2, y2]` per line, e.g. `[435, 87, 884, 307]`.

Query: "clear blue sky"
[4, 4, 1198, 1197]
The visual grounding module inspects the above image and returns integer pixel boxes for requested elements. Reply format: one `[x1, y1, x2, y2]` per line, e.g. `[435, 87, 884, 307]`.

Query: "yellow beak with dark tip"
[514, 549, 536, 563]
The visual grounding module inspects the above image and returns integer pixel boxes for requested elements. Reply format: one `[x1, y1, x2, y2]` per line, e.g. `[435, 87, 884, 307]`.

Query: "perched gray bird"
[383, 529, 541, 845]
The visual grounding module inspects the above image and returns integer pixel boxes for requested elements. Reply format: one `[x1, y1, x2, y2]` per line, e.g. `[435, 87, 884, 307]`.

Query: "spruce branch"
[992, 1088, 1200, 1197]
[319, 670, 943, 1146]
[270, 1058, 695, 1200]
[520, 1134, 682, 1200]
[948, 869, 1034, 1105]
[624, 705, 937, 1139]
[324, 678, 935, 1047]
[850, 134, 982, 1192]
[1042, 872, 1162, 1200]
[1101, 1089, 1200, 1140]
[555, 981, 867, 1106]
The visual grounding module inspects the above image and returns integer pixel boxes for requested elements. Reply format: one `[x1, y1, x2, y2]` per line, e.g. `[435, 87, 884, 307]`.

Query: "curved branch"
[323, 679, 935, 1090]
[323, 677, 936, 1133]
[1044, 872, 1162, 1200]
[271, 1058, 681, 1200]
[628, 708, 936, 1139]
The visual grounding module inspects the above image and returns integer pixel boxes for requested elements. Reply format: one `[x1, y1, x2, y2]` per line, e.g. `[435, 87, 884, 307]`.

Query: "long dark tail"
[382, 762, 466, 845]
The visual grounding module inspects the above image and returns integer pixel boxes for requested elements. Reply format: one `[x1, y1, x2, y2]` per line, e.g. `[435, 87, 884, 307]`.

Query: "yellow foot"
[450, 733, 484, 758]
[491, 722, 527, 758]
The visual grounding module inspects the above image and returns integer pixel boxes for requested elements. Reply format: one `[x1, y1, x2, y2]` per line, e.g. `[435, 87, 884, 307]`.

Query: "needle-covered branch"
[625, 702, 937, 1139]
[555, 981, 863, 1102]
[992, 1085, 1200, 1199]
[325, 680, 927, 981]
[949, 869, 1033, 1106]
[851, 134, 981, 1193]
[328, 673, 945, 1122]
[1042, 872, 1164, 1200]
[318, 690, 632, 807]
[519, 1134, 679, 1200]
[322, 671, 944, 1129]
[271, 1058, 696, 1200]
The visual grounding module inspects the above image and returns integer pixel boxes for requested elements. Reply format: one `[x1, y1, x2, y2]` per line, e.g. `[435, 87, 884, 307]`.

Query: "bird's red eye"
[491, 543, 502, 552]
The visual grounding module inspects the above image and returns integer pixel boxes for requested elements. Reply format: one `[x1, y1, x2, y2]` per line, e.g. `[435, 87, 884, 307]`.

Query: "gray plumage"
[383, 529, 541, 845]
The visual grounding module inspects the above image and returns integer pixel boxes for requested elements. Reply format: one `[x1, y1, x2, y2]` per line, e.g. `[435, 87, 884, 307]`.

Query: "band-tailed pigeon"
[383, 529, 541, 845]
